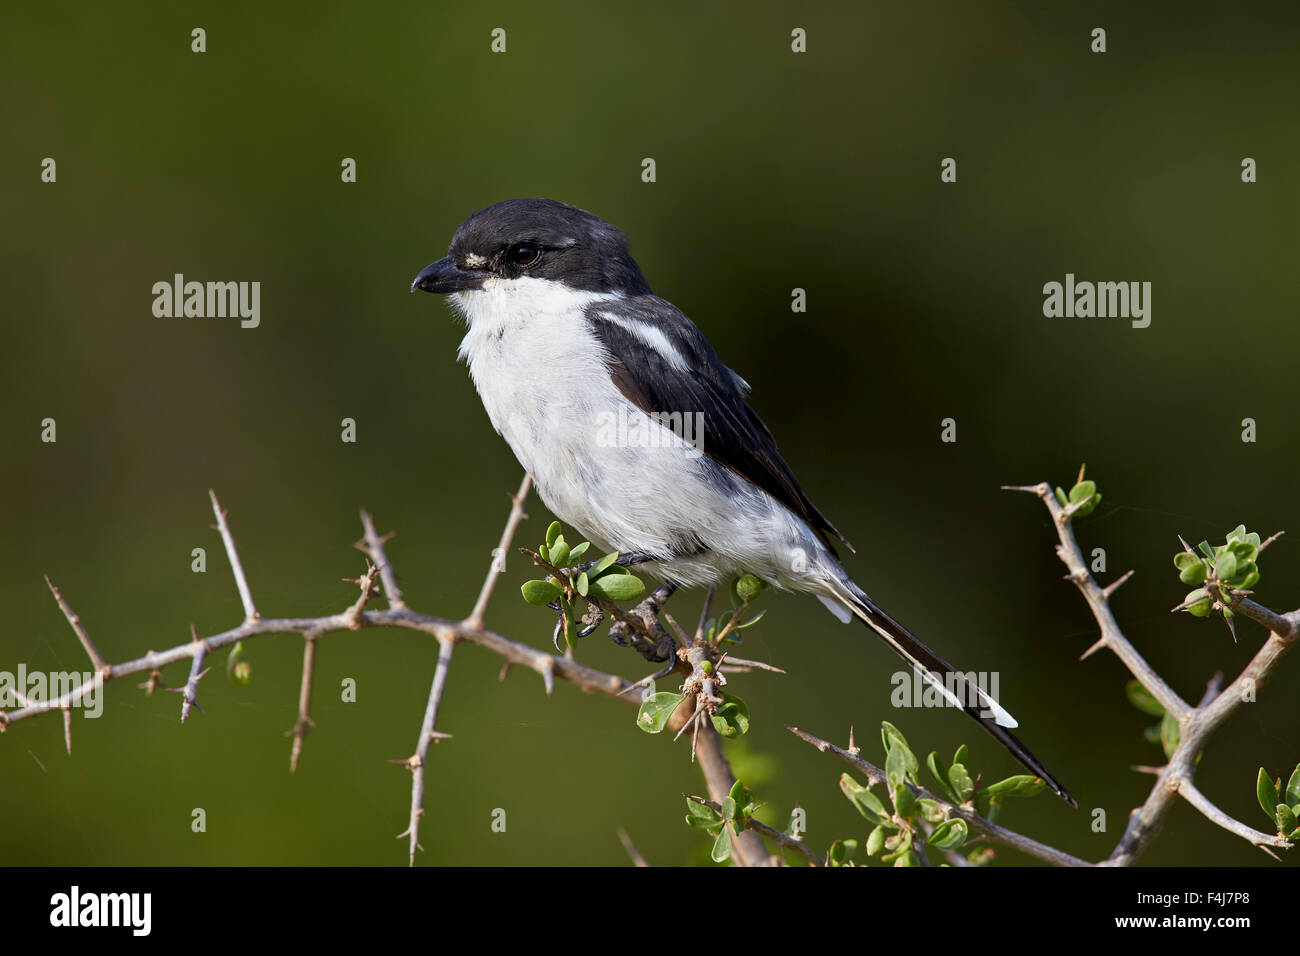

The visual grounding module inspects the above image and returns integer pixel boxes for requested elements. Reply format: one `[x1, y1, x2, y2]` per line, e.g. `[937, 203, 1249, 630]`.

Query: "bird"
[412, 197, 1074, 806]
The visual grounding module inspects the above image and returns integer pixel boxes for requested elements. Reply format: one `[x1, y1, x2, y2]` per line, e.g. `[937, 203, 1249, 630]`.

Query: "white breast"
[450, 277, 842, 592]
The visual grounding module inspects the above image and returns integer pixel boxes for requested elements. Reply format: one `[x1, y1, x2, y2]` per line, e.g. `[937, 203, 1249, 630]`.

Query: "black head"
[411, 198, 651, 297]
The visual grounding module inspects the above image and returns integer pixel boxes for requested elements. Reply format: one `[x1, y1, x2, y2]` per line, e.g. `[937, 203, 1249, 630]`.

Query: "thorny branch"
[995, 480, 1297, 865]
[3, 477, 762, 866]
[6, 472, 1293, 867]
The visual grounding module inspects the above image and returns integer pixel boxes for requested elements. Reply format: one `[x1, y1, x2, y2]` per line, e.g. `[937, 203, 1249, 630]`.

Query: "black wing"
[585, 296, 851, 552]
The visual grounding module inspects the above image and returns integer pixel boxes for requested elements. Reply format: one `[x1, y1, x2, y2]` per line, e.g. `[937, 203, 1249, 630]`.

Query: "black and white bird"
[412, 198, 1074, 806]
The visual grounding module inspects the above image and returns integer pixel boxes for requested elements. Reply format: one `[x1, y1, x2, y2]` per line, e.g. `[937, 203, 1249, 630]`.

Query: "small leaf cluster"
[1053, 466, 1101, 518]
[636, 690, 751, 738]
[1257, 765, 1300, 842]
[832, 722, 1047, 867]
[1174, 525, 1264, 622]
[695, 573, 768, 648]
[520, 521, 645, 647]
[685, 780, 760, 864]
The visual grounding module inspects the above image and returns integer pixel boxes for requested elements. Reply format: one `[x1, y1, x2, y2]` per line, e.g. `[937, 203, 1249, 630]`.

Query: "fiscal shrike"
[412, 198, 1074, 806]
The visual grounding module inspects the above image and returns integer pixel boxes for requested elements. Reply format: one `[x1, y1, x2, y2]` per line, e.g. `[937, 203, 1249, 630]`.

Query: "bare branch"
[616, 828, 650, 867]
[357, 510, 405, 609]
[210, 490, 259, 622]
[1178, 778, 1290, 852]
[1008, 482, 1189, 717]
[466, 474, 532, 629]
[396, 636, 456, 867]
[287, 633, 319, 773]
[1009, 478, 1298, 866]
[44, 576, 109, 674]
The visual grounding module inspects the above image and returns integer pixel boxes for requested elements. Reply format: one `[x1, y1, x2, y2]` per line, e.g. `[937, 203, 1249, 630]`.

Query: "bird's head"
[410, 198, 651, 300]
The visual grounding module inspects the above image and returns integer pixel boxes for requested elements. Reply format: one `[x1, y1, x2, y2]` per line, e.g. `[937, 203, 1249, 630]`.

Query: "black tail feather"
[840, 588, 1076, 808]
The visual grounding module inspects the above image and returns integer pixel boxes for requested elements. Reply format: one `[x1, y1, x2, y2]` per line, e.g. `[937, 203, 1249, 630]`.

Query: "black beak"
[410, 256, 490, 294]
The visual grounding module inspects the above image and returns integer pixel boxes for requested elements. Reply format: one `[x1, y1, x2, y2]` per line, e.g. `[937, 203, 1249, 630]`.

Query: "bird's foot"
[609, 581, 679, 663]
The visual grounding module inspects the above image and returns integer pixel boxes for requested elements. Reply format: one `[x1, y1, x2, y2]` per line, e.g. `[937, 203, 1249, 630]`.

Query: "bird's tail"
[827, 580, 1076, 807]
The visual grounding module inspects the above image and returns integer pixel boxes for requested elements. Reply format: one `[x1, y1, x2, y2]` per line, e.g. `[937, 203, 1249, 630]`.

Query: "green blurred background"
[2, 0, 1297, 866]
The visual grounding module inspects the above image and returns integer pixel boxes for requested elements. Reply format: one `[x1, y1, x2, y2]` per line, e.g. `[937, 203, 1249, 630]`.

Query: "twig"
[396, 636, 456, 867]
[1008, 478, 1298, 866]
[617, 828, 650, 867]
[358, 510, 405, 609]
[466, 474, 532, 628]
[1178, 778, 1289, 852]
[686, 794, 819, 866]
[1003, 482, 1189, 718]
[210, 490, 259, 622]
[788, 725, 1092, 867]
[694, 721, 777, 866]
[287, 632, 319, 773]
[44, 576, 108, 674]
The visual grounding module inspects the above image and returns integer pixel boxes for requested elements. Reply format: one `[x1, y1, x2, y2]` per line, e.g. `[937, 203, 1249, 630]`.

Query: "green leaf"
[1257, 767, 1280, 817]
[729, 779, 746, 809]
[568, 541, 590, 562]
[685, 798, 722, 829]
[1184, 588, 1212, 617]
[1125, 680, 1166, 717]
[984, 775, 1047, 799]
[1197, 540, 1216, 561]
[711, 826, 732, 863]
[709, 693, 750, 738]
[1068, 480, 1096, 504]
[881, 721, 919, 782]
[840, 774, 893, 826]
[521, 579, 562, 606]
[1074, 493, 1101, 518]
[1276, 803, 1298, 836]
[893, 850, 920, 867]
[575, 572, 589, 597]
[549, 540, 570, 569]
[1160, 712, 1180, 759]
[948, 762, 975, 803]
[1225, 524, 1247, 543]
[719, 796, 736, 822]
[1054, 486, 1068, 507]
[588, 573, 645, 602]
[1230, 564, 1259, 590]
[918, 799, 946, 824]
[588, 552, 620, 578]
[635, 692, 685, 734]
[1214, 551, 1237, 583]
[828, 839, 858, 867]
[734, 573, 768, 603]
[1285, 765, 1300, 807]
[545, 521, 561, 549]
[953, 744, 969, 768]
[734, 609, 767, 631]
[928, 818, 968, 850]
[927, 752, 957, 802]
[886, 740, 909, 791]
[893, 782, 917, 819]
[1177, 558, 1208, 586]
[865, 826, 885, 856]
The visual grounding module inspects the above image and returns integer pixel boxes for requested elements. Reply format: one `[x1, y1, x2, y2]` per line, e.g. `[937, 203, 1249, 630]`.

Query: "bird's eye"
[510, 244, 540, 266]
